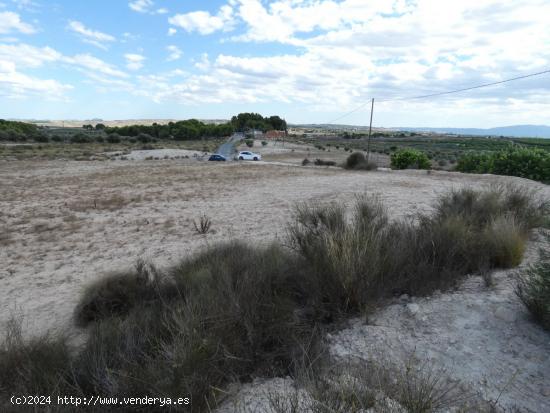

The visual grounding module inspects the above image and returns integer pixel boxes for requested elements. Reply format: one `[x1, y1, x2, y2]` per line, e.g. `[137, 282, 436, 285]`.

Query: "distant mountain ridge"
[396, 125, 550, 138]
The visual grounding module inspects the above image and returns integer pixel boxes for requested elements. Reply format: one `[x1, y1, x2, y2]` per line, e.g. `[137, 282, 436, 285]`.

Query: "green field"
[286, 132, 550, 166]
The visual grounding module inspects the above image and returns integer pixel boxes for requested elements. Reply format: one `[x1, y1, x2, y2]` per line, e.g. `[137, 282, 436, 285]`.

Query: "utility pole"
[366, 98, 374, 163]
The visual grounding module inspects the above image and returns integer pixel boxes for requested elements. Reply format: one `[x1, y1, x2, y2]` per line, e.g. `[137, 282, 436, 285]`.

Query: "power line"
[327, 68, 550, 124]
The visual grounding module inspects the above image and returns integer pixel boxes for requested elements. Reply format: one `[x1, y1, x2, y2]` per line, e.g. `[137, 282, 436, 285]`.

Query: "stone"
[494, 306, 516, 323]
[406, 303, 420, 315]
[399, 294, 410, 303]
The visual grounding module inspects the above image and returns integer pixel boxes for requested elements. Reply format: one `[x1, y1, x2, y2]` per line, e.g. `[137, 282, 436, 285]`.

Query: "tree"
[95, 123, 106, 130]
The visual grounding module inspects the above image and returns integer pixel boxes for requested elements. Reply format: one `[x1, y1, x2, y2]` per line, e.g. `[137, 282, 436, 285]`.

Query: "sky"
[0, 0, 549, 127]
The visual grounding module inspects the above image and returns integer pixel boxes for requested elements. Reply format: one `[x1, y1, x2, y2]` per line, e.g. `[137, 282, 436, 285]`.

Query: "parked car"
[208, 154, 226, 161]
[236, 151, 261, 161]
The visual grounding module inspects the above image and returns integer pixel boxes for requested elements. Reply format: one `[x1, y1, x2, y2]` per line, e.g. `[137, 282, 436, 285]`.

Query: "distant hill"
[396, 125, 550, 138]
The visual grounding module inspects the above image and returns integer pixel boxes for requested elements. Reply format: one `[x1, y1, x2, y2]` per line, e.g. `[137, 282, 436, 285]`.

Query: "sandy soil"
[1, 156, 549, 412]
[245, 139, 392, 167]
[1, 159, 547, 338]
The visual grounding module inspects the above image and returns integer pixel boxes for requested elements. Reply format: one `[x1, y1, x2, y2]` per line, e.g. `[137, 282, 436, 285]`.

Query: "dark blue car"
[208, 154, 226, 161]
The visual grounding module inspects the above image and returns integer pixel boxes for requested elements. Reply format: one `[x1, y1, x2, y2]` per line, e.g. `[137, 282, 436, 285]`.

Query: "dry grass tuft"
[516, 234, 550, 330]
[193, 214, 212, 235]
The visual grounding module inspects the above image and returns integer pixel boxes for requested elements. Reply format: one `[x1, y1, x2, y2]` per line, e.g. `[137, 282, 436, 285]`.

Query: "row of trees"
[0, 119, 41, 141]
[105, 114, 287, 141]
[0, 113, 288, 142]
[105, 120, 235, 141]
[230, 113, 287, 132]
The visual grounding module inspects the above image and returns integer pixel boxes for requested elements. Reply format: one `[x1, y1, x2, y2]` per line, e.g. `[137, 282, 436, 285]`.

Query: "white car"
[236, 151, 261, 161]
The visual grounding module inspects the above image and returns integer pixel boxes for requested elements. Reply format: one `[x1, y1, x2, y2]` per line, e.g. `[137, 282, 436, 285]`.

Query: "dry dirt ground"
[1, 151, 549, 411]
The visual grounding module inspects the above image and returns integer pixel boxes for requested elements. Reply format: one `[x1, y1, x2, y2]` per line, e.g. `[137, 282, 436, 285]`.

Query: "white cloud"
[168, 27, 177, 36]
[0, 43, 61, 68]
[166, 45, 182, 61]
[156, 0, 550, 125]
[68, 21, 115, 50]
[0, 41, 132, 99]
[129, 0, 167, 15]
[66, 54, 128, 78]
[10, 0, 40, 12]
[0, 11, 35, 34]
[0, 60, 71, 98]
[124, 53, 145, 70]
[168, 5, 234, 35]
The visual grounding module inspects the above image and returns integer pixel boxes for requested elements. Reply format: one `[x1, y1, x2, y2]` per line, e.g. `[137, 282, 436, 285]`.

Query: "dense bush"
[137, 133, 153, 143]
[0, 119, 40, 140]
[287, 185, 546, 316]
[516, 235, 550, 330]
[70, 133, 92, 144]
[231, 113, 286, 132]
[344, 152, 377, 171]
[314, 159, 337, 166]
[245, 139, 254, 148]
[107, 133, 121, 143]
[106, 119, 235, 141]
[33, 135, 49, 143]
[457, 148, 550, 182]
[391, 149, 431, 170]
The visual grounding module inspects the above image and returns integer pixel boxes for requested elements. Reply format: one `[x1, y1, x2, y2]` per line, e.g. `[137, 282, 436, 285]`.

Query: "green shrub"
[262, 141, 268, 146]
[34, 134, 49, 143]
[314, 159, 336, 166]
[344, 152, 377, 171]
[51, 135, 63, 143]
[482, 215, 526, 268]
[391, 149, 431, 170]
[107, 133, 121, 144]
[245, 139, 254, 148]
[457, 148, 550, 182]
[70, 133, 91, 144]
[74, 260, 173, 327]
[137, 133, 153, 143]
[0, 319, 71, 403]
[517, 237, 550, 330]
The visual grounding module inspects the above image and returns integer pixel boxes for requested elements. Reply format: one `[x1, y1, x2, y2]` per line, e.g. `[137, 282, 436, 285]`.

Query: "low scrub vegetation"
[193, 214, 212, 235]
[457, 148, 550, 182]
[391, 149, 431, 170]
[516, 235, 550, 330]
[1, 185, 547, 412]
[344, 152, 378, 171]
[266, 358, 486, 413]
[314, 159, 337, 166]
